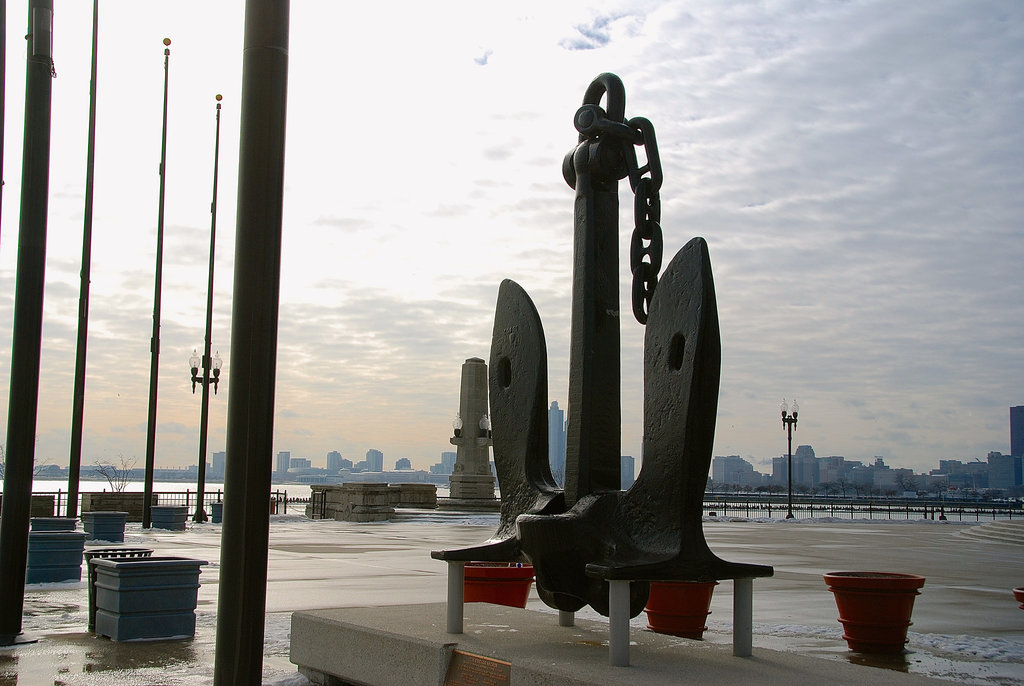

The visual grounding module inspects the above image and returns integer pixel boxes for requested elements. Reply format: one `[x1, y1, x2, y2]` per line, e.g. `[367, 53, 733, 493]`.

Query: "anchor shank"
[564, 145, 621, 507]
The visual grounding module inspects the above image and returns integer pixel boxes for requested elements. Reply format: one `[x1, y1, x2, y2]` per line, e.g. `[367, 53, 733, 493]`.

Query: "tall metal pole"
[0, 0, 54, 645]
[213, 3, 289, 682]
[1, 0, 7, 236]
[143, 38, 171, 529]
[194, 94, 222, 523]
[67, 0, 100, 519]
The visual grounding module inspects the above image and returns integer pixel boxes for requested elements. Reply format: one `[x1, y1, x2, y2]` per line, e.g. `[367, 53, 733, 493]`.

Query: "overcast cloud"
[0, 0, 1021, 476]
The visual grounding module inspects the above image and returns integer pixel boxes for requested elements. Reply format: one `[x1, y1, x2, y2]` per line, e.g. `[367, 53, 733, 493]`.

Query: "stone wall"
[81, 493, 158, 522]
[0, 495, 57, 517]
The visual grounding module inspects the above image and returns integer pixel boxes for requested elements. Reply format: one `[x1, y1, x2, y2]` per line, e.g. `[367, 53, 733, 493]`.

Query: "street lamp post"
[190, 349, 221, 522]
[189, 94, 224, 523]
[781, 399, 799, 519]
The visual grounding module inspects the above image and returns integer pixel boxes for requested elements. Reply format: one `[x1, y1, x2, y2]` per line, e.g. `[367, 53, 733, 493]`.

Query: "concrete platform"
[291, 602, 952, 686]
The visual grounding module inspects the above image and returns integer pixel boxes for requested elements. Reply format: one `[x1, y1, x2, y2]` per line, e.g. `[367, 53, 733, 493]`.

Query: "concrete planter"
[83, 547, 154, 631]
[210, 501, 223, 524]
[824, 571, 925, 653]
[26, 531, 87, 583]
[463, 563, 534, 608]
[150, 505, 188, 531]
[30, 517, 78, 532]
[93, 556, 207, 641]
[82, 511, 128, 543]
[644, 581, 718, 639]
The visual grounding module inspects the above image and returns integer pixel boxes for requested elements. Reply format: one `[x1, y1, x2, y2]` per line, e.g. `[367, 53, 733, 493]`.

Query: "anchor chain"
[625, 117, 662, 325]
[564, 75, 664, 325]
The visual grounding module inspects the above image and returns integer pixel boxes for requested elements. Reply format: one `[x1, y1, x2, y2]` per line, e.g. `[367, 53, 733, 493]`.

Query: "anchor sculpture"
[433, 74, 772, 652]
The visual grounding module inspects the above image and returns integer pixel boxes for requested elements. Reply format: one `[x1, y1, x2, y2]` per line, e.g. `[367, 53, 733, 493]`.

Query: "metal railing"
[27, 490, 292, 518]
[702, 495, 1022, 521]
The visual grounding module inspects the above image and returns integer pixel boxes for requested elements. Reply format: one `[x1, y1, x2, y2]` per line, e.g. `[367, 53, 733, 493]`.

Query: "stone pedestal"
[389, 484, 438, 508]
[306, 484, 395, 522]
[447, 357, 496, 504]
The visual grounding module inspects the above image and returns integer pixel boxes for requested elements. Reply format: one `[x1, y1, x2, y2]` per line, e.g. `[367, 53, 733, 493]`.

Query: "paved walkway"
[0, 513, 1021, 685]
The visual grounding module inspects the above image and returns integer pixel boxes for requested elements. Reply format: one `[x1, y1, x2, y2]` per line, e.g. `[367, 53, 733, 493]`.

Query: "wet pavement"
[0, 512, 1021, 685]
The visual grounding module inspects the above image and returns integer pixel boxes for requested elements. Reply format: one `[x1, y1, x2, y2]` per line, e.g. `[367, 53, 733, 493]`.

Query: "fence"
[24, 489, 1019, 523]
[28, 490, 293, 519]
[702, 495, 1022, 521]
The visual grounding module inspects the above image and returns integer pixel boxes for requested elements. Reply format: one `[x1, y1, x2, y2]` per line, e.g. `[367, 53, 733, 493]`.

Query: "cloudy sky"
[0, 0, 1021, 477]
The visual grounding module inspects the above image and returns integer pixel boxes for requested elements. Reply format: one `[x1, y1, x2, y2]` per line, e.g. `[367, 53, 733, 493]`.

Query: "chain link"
[625, 118, 663, 324]
[566, 84, 664, 325]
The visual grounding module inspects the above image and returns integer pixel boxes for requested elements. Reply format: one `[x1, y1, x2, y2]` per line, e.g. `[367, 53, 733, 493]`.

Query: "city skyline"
[1, 2, 1022, 476]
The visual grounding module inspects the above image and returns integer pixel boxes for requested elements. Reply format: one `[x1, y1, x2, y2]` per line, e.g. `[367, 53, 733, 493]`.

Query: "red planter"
[824, 572, 925, 654]
[1013, 587, 1024, 610]
[644, 581, 718, 639]
[463, 563, 534, 608]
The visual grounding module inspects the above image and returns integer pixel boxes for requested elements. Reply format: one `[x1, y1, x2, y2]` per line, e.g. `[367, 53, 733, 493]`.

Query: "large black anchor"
[433, 73, 772, 619]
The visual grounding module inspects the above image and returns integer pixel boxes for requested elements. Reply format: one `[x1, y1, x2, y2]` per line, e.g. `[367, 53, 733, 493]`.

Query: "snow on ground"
[5, 513, 1022, 685]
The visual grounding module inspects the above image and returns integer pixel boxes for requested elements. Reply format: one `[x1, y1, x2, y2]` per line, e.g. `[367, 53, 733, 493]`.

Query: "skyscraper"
[365, 448, 384, 472]
[548, 401, 566, 486]
[275, 451, 291, 477]
[326, 450, 343, 471]
[1011, 406, 1024, 457]
[212, 451, 226, 479]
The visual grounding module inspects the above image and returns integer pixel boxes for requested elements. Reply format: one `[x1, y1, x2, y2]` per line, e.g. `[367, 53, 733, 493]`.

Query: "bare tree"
[896, 472, 918, 493]
[93, 455, 137, 492]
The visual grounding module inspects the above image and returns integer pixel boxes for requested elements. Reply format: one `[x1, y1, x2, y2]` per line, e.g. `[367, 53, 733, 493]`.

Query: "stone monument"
[442, 357, 497, 509]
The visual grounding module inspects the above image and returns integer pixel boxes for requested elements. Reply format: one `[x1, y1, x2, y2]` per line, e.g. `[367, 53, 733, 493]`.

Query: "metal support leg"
[558, 610, 575, 627]
[608, 580, 630, 667]
[733, 577, 753, 657]
[446, 561, 466, 634]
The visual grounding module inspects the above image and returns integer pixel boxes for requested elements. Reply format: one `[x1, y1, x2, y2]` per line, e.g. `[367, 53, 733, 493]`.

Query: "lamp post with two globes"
[781, 399, 799, 519]
[188, 94, 224, 523]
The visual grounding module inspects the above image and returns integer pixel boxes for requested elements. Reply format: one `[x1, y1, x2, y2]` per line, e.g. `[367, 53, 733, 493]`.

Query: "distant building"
[988, 451, 1022, 489]
[365, 449, 384, 472]
[395, 457, 412, 470]
[327, 451, 344, 471]
[712, 455, 763, 489]
[793, 445, 818, 487]
[817, 455, 846, 484]
[548, 401, 566, 486]
[212, 451, 226, 478]
[290, 458, 311, 470]
[931, 459, 989, 490]
[620, 455, 635, 489]
[431, 451, 457, 475]
[1011, 406, 1024, 457]
[275, 451, 291, 477]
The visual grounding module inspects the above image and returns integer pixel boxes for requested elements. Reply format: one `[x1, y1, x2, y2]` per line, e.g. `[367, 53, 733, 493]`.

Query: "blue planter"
[210, 501, 223, 524]
[26, 531, 87, 583]
[30, 517, 78, 532]
[93, 556, 208, 641]
[83, 547, 154, 631]
[151, 505, 188, 531]
[82, 511, 128, 543]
